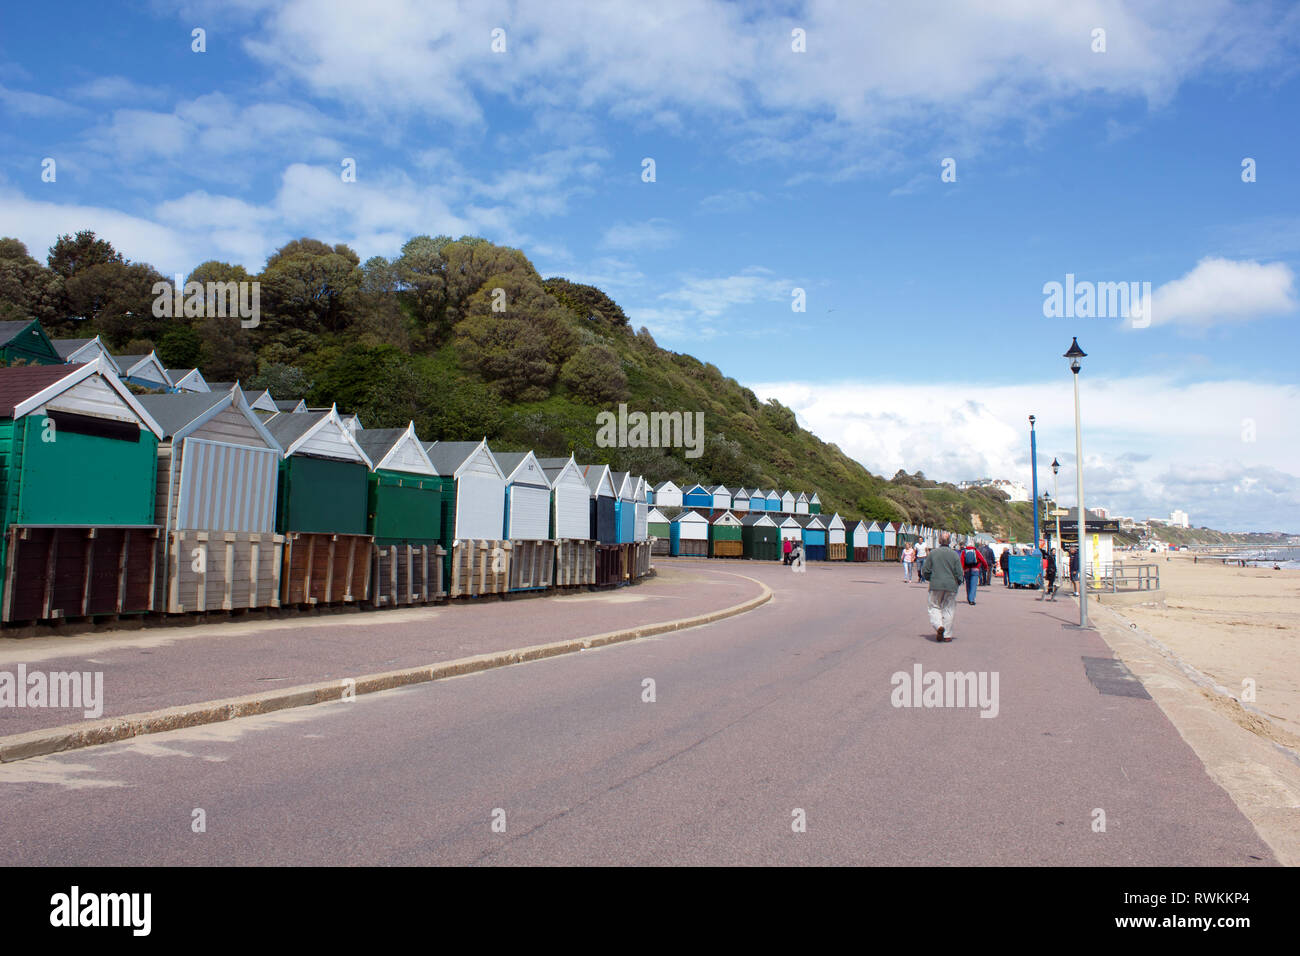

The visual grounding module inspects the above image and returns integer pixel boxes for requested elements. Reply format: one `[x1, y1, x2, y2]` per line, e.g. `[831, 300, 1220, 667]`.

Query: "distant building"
[1169, 509, 1190, 528]
[1092, 506, 1110, 519]
[957, 478, 1030, 503]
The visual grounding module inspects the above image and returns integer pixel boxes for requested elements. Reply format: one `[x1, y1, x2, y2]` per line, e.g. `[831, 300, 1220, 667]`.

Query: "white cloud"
[600, 219, 678, 251]
[750, 375, 1300, 531]
[1147, 256, 1297, 327]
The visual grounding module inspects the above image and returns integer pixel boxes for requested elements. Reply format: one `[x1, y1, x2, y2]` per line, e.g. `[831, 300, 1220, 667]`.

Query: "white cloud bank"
[1147, 257, 1297, 328]
[752, 375, 1300, 532]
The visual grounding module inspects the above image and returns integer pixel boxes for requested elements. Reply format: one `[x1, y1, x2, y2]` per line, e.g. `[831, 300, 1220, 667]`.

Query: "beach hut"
[809, 493, 822, 515]
[0, 320, 61, 367]
[634, 476, 649, 541]
[424, 439, 510, 598]
[682, 482, 712, 509]
[866, 521, 885, 561]
[581, 463, 618, 545]
[731, 487, 751, 512]
[780, 490, 796, 513]
[850, 520, 871, 561]
[166, 369, 210, 393]
[799, 513, 827, 561]
[355, 424, 444, 606]
[740, 512, 779, 561]
[883, 521, 901, 560]
[708, 510, 743, 558]
[647, 507, 671, 555]
[611, 471, 637, 544]
[765, 490, 781, 512]
[777, 515, 803, 551]
[0, 359, 164, 622]
[824, 513, 847, 560]
[539, 455, 596, 586]
[710, 484, 732, 511]
[267, 406, 373, 605]
[652, 480, 682, 509]
[496, 450, 556, 592]
[795, 492, 810, 515]
[137, 387, 284, 614]
[51, 335, 119, 372]
[115, 352, 172, 391]
[669, 509, 709, 556]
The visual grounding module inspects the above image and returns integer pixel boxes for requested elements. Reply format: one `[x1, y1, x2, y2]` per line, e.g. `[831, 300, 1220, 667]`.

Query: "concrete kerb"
[0, 572, 772, 765]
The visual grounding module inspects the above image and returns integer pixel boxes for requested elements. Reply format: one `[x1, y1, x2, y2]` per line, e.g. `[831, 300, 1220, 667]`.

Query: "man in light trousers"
[921, 531, 964, 642]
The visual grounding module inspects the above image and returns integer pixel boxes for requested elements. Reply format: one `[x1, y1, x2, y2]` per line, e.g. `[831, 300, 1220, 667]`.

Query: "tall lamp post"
[1065, 338, 1088, 627]
[1051, 458, 1061, 559]
[1029, 415, 1040, 556]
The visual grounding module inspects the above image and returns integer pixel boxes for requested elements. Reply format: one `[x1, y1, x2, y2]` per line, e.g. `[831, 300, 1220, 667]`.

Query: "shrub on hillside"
[559, 344, 628, 404]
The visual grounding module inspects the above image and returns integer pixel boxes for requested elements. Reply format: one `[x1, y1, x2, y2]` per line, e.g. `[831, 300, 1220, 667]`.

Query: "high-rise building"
[1169, 509, 1190, 528]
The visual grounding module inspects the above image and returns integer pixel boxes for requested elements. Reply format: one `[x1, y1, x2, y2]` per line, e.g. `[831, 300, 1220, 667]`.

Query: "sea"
[1199, 546, 1300, 570]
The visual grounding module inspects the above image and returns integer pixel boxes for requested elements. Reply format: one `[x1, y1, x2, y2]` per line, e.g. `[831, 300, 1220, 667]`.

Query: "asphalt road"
[0, 559, 1275, 865]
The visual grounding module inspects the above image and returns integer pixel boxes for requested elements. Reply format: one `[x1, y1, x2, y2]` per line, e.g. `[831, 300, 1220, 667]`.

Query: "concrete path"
[0, 564, 756, 737]
[0, 558, 1277, 865]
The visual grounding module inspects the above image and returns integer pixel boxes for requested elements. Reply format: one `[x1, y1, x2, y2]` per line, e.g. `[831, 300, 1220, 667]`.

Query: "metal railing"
[1085, 562, 1159, 593]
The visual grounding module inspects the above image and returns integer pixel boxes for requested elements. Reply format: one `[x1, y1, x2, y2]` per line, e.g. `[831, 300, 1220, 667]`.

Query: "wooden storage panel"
[3, 525, 159, 623]
[884, 546, 900, 561]
[853, 547, 869, 561]
[508, 540, 556, 592]
[632, 542, 651, 578]
[677, 539, 707, 557]
[280, 532, 372, 605]
[555, 539, 596, 587]
[163, 531, 284, 613]
[594, 544, 622, 586]
[449, 539, 511, 598]
[711, 540, 743, 558]
[371, 542, 444, 607]
[827, 542, 847, 561]
[650, 536, 670, 556]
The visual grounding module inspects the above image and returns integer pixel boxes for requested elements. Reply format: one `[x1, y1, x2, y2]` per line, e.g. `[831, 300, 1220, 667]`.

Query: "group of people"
[906, 534, 1085, 642]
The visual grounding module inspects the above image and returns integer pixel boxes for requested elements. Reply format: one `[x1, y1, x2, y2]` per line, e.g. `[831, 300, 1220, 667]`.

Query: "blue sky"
[2, 0, 1298, 530]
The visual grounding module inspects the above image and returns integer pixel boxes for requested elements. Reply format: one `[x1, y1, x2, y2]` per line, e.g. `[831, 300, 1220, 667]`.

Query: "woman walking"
[902, 542, 916, 583]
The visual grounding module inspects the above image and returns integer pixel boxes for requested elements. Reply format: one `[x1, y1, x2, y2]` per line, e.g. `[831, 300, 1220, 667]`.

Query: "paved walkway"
[0, 563, 759, 737]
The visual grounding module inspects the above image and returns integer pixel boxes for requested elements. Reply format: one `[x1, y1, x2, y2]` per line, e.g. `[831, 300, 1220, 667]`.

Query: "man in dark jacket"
[959, 541, 988, 605]
[1068, 547, 1080, 594]
[999, 547, 1010, 586]
[922, 532, 964, 641]
[979, 543, 995, 586]
[1040, 549, 1058, 601]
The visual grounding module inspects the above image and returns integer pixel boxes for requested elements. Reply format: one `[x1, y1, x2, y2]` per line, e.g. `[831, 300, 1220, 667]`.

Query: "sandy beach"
[1108, 552, 1300, 744]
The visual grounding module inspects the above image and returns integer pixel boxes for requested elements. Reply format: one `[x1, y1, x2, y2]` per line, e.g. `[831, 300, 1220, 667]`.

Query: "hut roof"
[495, 451, 549, 485]
[136, 390, 231, 435]
[0, 359, 164, 437]
[741, 512, 776, 526]
[0, 320, 38, 346]
[422, 439, 497, 477]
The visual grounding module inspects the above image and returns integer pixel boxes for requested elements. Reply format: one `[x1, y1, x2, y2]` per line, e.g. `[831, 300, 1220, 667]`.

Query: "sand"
[1109, 552, 1300, 742]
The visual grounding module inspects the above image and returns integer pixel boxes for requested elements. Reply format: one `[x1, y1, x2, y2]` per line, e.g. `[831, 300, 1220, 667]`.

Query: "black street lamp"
[1065, 338, 1088, 627]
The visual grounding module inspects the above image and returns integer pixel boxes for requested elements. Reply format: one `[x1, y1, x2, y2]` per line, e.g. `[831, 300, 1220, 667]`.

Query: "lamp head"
[1065, 337, 1086, 374]
[1028, 414, 1036, 427]
[1051, 457, 1060, 475]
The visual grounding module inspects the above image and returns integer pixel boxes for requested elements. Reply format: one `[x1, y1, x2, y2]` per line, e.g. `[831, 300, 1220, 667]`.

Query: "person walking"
[921, 531, 963, 641]
[960, 540, 988, 605]
[1068, 547, 1080, 595]
[913, 536, 929, 585]
[999, 547, 1010, 587]
[901, 542, 916, 582]
[1040, 549, 1058, 601]
[782, 537, 793, 565]
[980, 543, 995, 586]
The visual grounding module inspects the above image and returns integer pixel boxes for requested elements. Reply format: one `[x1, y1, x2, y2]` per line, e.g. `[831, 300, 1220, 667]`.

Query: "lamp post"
[1065, 338, 1088, 628]
[1029, 415, 1040, 557]
[1051, 457, 1061, 560]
